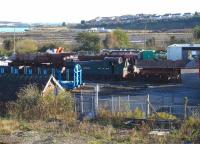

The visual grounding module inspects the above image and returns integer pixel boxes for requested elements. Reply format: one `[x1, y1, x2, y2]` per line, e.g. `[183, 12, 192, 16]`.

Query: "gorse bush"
[97, 108, 144, 120]
[149, 112, 177, 120]
[42, 89, 75, 121]
[9, 84, 75, 123]
[9, 84, 41, 120]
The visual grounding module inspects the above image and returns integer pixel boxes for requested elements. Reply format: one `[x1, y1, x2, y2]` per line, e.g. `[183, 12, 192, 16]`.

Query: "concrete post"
[95, 84, 99, 114]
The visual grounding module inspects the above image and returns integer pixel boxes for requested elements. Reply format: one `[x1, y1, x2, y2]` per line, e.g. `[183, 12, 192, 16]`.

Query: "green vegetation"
[96, 108, 144, 127]
[3, 39, 14, 51]
[103, 29, 131, 48]
[165, 35, 188, 46]
[38, 43, 58, 52]
[62, 22, 66, 27]
[8, 84, 75, 122]
[16, 39, 38, 54]
[38, 42, 73, 52]
[0, 48, 12, 56]
[146, 37, 155, 49]
[75, 32, 101, 52]
[0, 85, 199, 143]
[149, 112, 177, 120]
[170, 117, 200, 142]
[193, 25, 200, 40]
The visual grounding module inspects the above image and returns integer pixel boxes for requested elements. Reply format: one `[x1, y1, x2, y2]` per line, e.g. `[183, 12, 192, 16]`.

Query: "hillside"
[77, 16, 200, 30]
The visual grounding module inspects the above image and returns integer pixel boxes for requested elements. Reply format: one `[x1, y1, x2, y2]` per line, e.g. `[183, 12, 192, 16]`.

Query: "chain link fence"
[73, 88, 200, 119]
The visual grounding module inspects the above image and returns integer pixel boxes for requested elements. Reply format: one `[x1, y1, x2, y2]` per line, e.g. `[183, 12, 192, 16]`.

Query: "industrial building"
[167, 44, 200, 61]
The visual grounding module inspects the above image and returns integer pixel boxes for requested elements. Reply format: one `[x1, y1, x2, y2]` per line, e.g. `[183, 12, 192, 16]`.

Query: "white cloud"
[0, 0, 199, 23]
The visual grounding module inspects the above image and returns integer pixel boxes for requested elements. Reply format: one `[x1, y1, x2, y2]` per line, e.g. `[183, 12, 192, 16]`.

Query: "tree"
[16, 39, 38, 54]
[62, 22, 66, 27]
[166, 36, 187, 45]
[146, 37, 155, 48]
[81, 20, 86, 25]
[38, 43, 58, 52]
[103, 29, 131, 48]
[3, 39, 13, 50]
[75, 32, 101, 52]
[193, 25, 200, 40]
[194, 11, 198, 16]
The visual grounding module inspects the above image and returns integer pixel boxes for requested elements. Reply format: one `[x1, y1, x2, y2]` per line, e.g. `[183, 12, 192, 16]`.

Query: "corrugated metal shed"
[167, 44, 200, 61]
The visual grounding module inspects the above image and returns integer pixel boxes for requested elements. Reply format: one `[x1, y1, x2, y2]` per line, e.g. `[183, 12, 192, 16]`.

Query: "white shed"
[167, 44, 200, 61]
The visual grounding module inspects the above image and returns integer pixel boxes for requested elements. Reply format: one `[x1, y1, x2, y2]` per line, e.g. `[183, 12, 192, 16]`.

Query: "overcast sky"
[0, 0, 199, 23]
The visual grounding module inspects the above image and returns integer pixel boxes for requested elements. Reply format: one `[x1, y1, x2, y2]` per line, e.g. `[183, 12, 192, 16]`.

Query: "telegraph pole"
[144, 25, 147, 49]
[13, 26, 16, 54]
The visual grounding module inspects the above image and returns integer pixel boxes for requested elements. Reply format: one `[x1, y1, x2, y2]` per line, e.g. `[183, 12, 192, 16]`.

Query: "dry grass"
[95, 108, 145, 127]
[0, 119, 19, 135]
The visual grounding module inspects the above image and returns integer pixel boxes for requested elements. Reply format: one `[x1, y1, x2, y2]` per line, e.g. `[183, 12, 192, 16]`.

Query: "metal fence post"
[184, 97, 188, 119]
[74, 93, 76, 113]
[80, 90, 84, 114]
[111, 96, 114, 113]
[128, 95, 130, 111]
[95, 84, 99, 114]
[118, 96, 120, 111]
[146, 94, 150, 118]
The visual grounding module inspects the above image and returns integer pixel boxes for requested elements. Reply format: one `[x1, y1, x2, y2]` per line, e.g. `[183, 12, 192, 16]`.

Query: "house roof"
[167, 44, 200, 51]
[42, 75, 64, 94]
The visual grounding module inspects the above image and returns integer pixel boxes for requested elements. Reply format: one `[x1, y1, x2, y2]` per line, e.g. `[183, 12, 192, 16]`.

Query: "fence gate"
[73, 91, 96, 117]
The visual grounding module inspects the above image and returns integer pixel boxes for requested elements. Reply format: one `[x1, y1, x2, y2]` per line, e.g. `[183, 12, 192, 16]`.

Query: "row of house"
[82, 12, 199, 26]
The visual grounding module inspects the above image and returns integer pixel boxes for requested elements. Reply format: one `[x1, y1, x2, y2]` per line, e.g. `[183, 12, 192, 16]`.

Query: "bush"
[149, 112, 177, 120]
[38, 43, 73, 52]
[133, 107, 145, 119]
[3, 39, 13, 50]
[42, 89, 75, 121]
[16, 39, 38, 54]
[193, 25, 200, 40]
[96, 108, 144, 127]
[170, 117, 200, 142]
[9, 84, 75, 123]
[9, 84, 41, 120]
[75, 32, 101, 52]
[0, 48, 12, 56]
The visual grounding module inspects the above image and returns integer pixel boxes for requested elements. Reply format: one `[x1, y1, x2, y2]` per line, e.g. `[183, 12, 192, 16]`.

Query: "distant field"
[0, 28, 193, 50]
